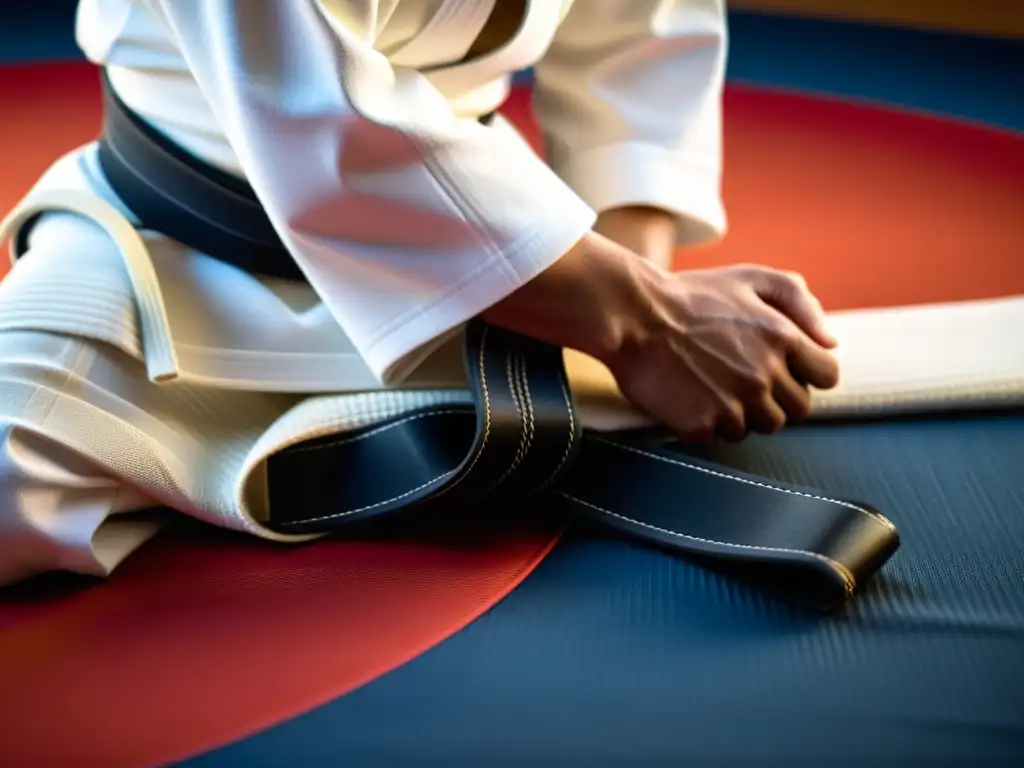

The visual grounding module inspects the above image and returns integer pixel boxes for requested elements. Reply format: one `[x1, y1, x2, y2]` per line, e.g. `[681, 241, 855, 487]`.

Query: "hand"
[481, 233, 838, 443]
[604, 263, 840, 443]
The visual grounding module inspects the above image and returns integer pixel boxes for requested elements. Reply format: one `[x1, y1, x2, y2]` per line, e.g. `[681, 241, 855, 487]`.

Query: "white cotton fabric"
[0, 0, 730, 586]
[1, 0, 1020, 588]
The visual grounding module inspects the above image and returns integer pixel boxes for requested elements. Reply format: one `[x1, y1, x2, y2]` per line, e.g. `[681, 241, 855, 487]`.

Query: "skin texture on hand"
[605, 261, 839, 442]
[593, 206, 678, 270]
[483, 231, 840, 443]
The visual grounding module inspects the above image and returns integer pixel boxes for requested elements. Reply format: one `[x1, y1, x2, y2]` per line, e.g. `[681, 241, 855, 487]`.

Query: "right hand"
[605, 263, 840, 443]
[482, 233, 839, 443]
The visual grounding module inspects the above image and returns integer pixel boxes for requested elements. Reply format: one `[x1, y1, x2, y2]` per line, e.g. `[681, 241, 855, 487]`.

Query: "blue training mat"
[187, 412, 1024, 766]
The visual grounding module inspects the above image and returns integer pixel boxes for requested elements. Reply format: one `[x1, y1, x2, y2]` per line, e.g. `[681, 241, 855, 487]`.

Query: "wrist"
[480, 231, 664, 364]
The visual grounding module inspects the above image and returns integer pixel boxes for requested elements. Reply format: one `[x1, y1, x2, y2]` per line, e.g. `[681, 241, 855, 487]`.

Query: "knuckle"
[729, 263, 764, 281]
[754, 265, 781, 280]
[759, 408, 787, 434]
[780, 270, 808, 291]
[695, 411, 719, 434]
[675, 408, 719, 445]
[766, 269, 813, 303]
[770, 358, 798, 387]
[760, 317, 799, 346]
[747, 399, 786, 434]
[738, 365, 775, 396]
[725, 399, 746, 424]
[716, 404, 748, 442]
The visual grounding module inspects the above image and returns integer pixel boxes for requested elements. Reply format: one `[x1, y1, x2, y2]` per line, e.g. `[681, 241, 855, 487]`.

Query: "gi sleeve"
[141, 0, 597, 382]
[533, 0, 728, 246]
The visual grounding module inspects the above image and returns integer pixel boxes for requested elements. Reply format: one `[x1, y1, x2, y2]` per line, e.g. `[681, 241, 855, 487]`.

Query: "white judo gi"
[2, 0, 1019, 587]
[0, 0, 729, 585]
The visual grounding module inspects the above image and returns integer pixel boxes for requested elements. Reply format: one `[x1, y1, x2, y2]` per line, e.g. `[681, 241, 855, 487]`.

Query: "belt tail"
[267, 321, 899, 612]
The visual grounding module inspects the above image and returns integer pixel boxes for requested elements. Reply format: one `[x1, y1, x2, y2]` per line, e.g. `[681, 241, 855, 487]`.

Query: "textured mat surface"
[0, 518, 562, 767]
[186, 412, 1024, 767]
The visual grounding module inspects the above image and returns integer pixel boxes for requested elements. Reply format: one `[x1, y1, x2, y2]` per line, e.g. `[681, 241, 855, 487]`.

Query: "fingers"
[745, 393, 787, 436]
[689, 320, 827, 441]
[732, 313, 831, 433]
[745, 267, 838, 349]
[677, 397, 747, 444]
[614, 263, 842, 445]
[787, 335, 840, 390]
[656, 374, 810, 444]
[771, 369, 813, 421]
[715, 401, 748, 443]
[752, 303, 841, 392]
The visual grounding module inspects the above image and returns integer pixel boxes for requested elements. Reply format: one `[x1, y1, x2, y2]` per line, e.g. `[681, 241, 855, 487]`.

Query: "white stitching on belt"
[517, 353, 537, 464]
[590, 436, 895, 531]
[553, 491, 856, 597]
[495, 349, 535, 486]
[537, 368, 577, 490]
[282, 408, 473, 454]
[282, 327, 494, 524]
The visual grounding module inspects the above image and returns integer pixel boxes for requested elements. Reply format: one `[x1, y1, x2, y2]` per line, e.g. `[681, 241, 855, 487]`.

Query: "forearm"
[481, 231, 660, 363]
[146, 0, 608, 384]
[534, 0, 728, 254]
[594, 206, 678, 270]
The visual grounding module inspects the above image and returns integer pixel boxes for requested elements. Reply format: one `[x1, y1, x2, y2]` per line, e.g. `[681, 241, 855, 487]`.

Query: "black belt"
[83, 74, 900, 612]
